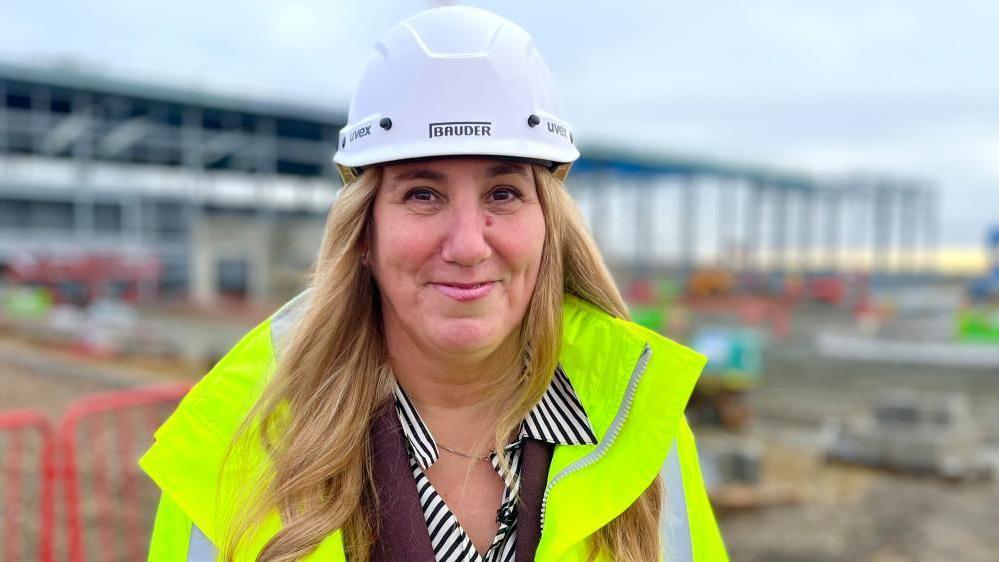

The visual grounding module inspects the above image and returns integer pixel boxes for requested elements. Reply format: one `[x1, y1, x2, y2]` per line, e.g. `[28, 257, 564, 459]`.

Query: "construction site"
[1, 57, 998, 562]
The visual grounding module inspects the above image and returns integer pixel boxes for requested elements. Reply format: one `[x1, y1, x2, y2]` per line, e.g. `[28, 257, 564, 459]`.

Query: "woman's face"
[368, 157, 545, 361]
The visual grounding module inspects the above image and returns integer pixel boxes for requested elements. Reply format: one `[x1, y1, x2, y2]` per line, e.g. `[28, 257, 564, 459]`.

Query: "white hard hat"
[333, 6, 579, 184]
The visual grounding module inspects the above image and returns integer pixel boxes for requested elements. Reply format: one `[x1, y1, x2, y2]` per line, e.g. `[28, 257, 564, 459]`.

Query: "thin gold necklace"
[438, 443, 493, 462]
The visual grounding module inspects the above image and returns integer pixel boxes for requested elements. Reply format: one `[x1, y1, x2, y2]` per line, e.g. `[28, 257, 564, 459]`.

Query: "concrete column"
[255, 116, 276, 175]
[744, 181, 763, 272]
[183, 107, 207, 302]
[924, 186, 939, 273]
[798, 189, 814, 272]
[771, 186, 788, 272]
[824, 189, 842, 272]
[717, 179, 735, 266]
[191, 221, 214, 304]
[899, 187, 918, 273]
[872, 184, 893, 274]
[251, 218, 272, 302]
[590, 171, 611, 253]
[634, 177, 652, 269]
[188, 205, 210, 303]
[137, 200, 158, 303]
[69, 93, 94, 248]
[679, 176, 698, 274]
[732, 179, 745, 268]
[73, 195, 94, 243]
[71, 92, 93, 179]
[255, 200, 277, 303]
[253, 117, 280, 302]
[148, 103, 168, 165]
[30, 85, 50, 154]
[848, 183, 871, 272]
[182, 107, 203, 169]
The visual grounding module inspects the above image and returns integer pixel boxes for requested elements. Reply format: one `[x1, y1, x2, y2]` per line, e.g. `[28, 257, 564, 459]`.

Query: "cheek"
[371, 209, 438, 283]
[380, 230, 434, 267]
[500, 210, 546, 275]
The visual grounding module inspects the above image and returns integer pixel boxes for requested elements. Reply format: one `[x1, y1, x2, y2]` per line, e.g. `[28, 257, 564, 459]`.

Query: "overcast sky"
[2, 0, 997, 246]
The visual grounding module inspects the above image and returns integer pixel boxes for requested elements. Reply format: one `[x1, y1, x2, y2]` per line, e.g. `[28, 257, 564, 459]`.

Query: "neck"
[388, 331, 519, 410]
[384, 319, 521, 451]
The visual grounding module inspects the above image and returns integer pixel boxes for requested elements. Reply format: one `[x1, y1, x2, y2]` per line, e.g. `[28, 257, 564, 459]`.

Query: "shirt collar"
[393, 365, 598, 471]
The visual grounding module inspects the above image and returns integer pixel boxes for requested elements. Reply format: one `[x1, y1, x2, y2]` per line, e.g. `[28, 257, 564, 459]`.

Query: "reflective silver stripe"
[661, 439, 692, 562]
[188, 524, 218, 561]
[270, 288, 311, 355]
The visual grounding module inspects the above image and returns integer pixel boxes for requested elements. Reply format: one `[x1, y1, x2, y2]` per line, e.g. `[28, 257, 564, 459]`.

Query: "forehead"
[382, 157, 533, 183]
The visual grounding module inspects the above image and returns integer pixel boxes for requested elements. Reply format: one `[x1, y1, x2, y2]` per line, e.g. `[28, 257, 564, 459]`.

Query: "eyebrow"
[485, 163, 530, 179]
[392, 168, 447, 182]
[390, 162, 530, 183]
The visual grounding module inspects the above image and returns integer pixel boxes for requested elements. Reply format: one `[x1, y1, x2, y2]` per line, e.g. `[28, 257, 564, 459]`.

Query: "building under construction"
[0, 60, 940, 306]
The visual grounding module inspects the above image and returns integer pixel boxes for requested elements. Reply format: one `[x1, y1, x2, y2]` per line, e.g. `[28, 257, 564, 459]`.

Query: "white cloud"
[264, 1, 339, 51]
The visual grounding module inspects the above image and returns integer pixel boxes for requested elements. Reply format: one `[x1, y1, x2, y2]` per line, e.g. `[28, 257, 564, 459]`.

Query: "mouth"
[429, 281, 497, 302]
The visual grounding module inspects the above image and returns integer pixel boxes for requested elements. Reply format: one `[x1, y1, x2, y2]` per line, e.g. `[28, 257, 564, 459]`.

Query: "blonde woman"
[141, 6, 727, 562]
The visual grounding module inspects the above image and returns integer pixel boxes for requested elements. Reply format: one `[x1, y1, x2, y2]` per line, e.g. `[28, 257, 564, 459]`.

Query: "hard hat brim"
[333, 138, 578, 185]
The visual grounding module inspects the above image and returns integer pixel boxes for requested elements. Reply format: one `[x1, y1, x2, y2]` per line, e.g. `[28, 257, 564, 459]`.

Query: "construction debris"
[826, 389, 993, 479]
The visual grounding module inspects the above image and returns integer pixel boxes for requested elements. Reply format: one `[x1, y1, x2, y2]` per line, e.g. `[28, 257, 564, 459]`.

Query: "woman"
[141, 6, 727, 562]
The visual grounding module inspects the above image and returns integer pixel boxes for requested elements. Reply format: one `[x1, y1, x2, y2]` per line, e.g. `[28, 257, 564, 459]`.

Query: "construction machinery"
[686, 326, 764, 430]
[687, 267, 736, 299]
[624, 275, 766, 431]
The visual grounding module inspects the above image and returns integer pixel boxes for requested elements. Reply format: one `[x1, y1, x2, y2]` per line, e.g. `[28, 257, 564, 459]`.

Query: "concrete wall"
[190, 212, 325, 304]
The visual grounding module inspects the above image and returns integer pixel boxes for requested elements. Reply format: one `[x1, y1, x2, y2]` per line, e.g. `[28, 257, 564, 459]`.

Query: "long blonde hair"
[223, 164, 663, 561]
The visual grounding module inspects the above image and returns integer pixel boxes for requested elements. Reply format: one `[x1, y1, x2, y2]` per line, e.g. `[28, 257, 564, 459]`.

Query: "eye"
[404, 187, 439, 202]
[489, 186, 522, 202]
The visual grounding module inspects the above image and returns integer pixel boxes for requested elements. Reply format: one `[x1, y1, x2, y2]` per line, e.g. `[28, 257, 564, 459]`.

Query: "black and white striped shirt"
[393, 366, 598, 562]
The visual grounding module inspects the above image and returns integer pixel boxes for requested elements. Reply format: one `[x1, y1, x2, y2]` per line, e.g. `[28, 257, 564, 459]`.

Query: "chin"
[429, 318, 505, 355]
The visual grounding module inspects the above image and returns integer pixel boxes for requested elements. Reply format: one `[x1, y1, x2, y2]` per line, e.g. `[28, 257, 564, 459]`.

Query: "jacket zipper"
[538, 343, 653, 531]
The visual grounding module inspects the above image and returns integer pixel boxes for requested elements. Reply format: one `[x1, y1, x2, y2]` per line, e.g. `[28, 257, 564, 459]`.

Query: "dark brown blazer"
[369, 400, 554, 561]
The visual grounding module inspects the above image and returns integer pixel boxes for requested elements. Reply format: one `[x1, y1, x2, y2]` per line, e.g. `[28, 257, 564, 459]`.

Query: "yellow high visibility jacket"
[139, 292, 729, 561]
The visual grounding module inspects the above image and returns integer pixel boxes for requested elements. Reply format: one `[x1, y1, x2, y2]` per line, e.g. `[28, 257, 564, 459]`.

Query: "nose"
[440, 199, 492, 266]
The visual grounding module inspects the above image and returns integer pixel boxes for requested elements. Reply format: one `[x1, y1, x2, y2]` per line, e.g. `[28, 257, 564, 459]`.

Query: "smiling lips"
[430, 281, 497, 302]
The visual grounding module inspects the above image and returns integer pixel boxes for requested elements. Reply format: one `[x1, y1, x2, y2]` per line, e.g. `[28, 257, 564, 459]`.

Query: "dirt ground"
[715, 297, 999, 562]
[717, 438, 999, 562]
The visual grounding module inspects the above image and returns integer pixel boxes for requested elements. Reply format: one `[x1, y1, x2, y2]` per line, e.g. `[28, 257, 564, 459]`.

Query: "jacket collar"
[392, 365, 597, 472]
[534, 294, 705, 560]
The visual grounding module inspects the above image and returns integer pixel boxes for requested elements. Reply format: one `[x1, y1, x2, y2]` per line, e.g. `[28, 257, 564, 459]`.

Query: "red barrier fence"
[0, 409, 55, 562]
[61, 384, 191, 562]
[0, 383, 190, 562]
